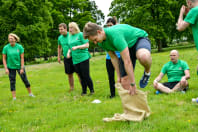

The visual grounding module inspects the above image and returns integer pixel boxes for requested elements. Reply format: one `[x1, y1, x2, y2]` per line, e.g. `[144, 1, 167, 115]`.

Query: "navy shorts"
[162, 81, 179, 89]
[119, 37, 151, 77]
[64, 57, 75, 74]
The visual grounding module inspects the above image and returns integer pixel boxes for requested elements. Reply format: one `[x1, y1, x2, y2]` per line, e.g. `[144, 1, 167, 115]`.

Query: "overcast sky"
[94, 0, 113, 23]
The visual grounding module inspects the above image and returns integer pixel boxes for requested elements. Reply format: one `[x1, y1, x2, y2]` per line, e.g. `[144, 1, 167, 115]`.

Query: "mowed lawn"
[0, 47, 198, 132]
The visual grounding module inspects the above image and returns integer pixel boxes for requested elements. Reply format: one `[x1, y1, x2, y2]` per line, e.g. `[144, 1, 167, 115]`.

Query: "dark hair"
[106, 16, 117, 25]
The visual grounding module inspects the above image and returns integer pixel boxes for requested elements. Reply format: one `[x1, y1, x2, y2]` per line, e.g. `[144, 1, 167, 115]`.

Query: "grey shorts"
[119, 37, 151, 77]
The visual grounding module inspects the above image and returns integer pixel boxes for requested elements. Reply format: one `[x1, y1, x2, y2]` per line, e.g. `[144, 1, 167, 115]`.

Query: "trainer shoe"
[139, 71, 150, 88]
[29, 93, 35, 97]
[81, 93, 87, 96]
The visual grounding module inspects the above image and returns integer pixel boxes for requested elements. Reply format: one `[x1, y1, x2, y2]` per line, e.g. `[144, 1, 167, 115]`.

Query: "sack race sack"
[103, 83, 151, 122]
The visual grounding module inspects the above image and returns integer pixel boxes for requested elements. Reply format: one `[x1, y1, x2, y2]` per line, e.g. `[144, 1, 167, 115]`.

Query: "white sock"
[145, 72, 151, 76]
[13, 97, 16, 100]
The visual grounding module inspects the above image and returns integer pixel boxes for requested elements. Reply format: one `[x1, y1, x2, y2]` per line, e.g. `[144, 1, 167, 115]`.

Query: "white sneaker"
[13, 97, 16, 100]
[29, 94, 35, 97]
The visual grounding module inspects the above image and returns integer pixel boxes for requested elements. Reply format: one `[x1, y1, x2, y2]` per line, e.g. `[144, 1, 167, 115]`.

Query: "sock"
[145, 72, 151, 76]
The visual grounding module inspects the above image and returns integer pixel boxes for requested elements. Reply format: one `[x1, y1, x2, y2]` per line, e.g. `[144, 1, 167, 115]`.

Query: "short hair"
[59, 23, 67, 29]
[69, 22, 80, 34]
[83, 22, 102, 39]
[170, 50, 179, 56]
[8, 33, 20, 42]
[106, 16, 117, 25]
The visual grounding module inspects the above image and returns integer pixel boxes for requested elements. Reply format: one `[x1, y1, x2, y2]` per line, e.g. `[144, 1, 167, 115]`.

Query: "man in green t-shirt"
[57, 23, 75, 92]
[177, 0, 198, 72]
[153, 50, 190, 94]
[83, 23, 152, 95]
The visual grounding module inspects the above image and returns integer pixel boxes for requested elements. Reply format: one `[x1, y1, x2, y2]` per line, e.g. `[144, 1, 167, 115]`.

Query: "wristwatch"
[130, 83, 135, 86]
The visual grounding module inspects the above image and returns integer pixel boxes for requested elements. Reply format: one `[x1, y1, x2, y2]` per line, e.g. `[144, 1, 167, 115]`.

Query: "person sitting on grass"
[153, 50, 190, 94]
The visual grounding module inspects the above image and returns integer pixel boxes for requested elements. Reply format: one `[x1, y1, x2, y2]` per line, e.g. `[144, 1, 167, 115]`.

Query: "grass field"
[0, 47, 198, 132]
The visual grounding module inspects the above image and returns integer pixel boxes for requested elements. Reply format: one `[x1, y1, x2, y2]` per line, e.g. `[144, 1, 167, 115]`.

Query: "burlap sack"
[103, 83, 151, 122]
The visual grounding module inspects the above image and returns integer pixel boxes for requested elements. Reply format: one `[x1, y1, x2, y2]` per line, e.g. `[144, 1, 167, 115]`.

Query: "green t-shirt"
[2, 43, 24, 69]
[68, 32, 91, 64]
[58, 32, 70, 57]
[184, 6, 198, 51]
[161, 60, 189, 82]
[98, 24, 148, 52]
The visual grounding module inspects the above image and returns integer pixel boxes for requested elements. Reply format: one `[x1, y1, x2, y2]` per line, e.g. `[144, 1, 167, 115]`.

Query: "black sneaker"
[139, 71, 150, 88]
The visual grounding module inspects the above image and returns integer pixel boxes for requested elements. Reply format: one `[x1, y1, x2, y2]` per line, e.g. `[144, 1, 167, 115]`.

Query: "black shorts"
[162, 81, 179, 89]
[119, 37, 151, 77]
[64, 57, 75, 74]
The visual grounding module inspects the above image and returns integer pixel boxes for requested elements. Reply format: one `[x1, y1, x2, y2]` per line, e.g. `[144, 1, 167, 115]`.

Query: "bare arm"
[2, 54, 9, 74]
[58, 45, 62, 63]
[181, 69, 190, 80]
[120, 47, 137, 95]
[20, 53, 24, 74]
[120, 47, 135, 84]
[108, 51, 121, 82]
[72, 43, 89, 50]
[67, 49, 71, 59]
[154, 72, 164, 83]
[177, 5, 190, 31]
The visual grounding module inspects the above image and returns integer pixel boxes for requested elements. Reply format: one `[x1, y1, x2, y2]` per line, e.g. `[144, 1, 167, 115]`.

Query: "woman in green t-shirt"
[67, 22, 94, 95]
[2, 33, 35, 100]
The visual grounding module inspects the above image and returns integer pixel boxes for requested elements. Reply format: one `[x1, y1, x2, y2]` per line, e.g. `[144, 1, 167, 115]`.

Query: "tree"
[109, 0, 193, 51]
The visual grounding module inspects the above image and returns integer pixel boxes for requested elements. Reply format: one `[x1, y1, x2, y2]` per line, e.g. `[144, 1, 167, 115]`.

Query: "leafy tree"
[109, 0, 193, 51]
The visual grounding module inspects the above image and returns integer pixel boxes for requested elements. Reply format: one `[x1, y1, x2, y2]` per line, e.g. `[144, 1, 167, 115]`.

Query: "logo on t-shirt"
[17, 49, 19, 52]
[179, 67, 182, 70]
[76, 37, 79, 40]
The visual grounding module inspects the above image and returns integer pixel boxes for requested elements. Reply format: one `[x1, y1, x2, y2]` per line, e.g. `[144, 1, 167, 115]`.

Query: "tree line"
[0, 0, 194, 64]
[0, 0, 104, 63]
[108, 0, 193, 51]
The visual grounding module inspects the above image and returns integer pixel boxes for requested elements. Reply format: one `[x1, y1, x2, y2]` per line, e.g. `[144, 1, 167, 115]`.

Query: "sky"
[94, 0, 113, 24]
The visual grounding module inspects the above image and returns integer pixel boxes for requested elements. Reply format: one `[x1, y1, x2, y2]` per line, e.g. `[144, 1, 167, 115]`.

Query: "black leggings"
[74, 59, 94, 94]
[106, 59, 115, 96]
[8, 68, 30, 91]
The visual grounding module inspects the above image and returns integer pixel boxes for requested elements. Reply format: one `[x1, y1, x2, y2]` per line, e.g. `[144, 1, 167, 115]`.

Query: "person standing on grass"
[83, 23, 152, 95]
[2, 33, 34, 100]
[177, 0, 198, 72]
[153, 50, 190, 94]
[105, 16, 121, 98]
[67, 22, 94, 96]
[57, 23, 75, 92]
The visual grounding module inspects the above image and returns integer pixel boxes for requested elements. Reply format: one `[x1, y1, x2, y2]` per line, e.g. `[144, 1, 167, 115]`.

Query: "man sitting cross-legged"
[153, 50, 190, 94]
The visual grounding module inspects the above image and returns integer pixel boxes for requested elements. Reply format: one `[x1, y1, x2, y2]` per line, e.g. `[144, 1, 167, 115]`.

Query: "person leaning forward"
[83, 23, 152, 95]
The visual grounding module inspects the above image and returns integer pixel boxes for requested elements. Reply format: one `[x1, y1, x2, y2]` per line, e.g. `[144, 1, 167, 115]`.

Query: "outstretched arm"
[154, 72, 164, 83]
[120, 47, 136, 95]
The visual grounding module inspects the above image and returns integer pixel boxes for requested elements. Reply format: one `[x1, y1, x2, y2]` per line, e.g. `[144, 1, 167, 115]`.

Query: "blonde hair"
[8, 33, 20, 42]
[69, 22, 80, 34]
